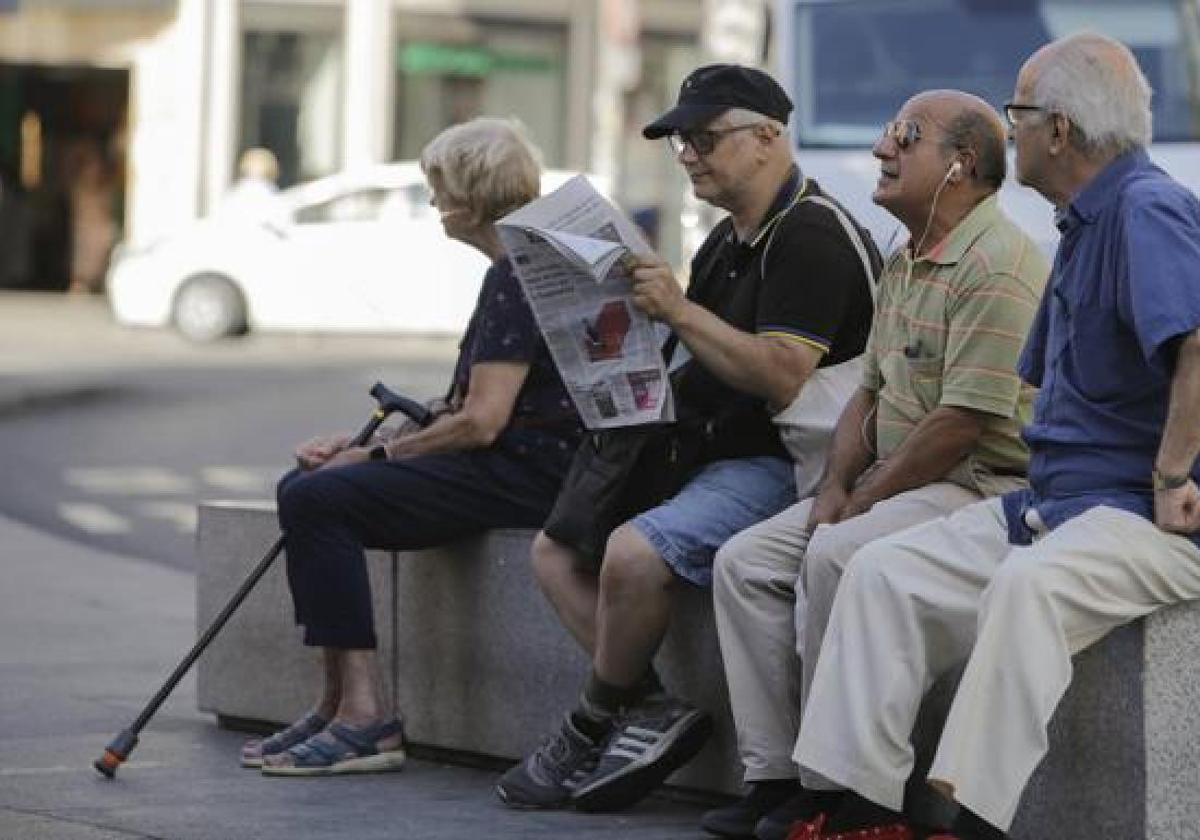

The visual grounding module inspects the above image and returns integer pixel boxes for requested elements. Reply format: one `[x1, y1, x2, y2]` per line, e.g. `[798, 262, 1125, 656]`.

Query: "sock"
[823, 792, 905, 833]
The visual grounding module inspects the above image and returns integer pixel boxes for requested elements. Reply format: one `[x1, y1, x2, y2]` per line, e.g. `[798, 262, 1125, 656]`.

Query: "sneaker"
[494, 715, 603, 809]
[571, 693, 713, 812]
[701, 780, 802, 838]
[755, 789, 843, 840]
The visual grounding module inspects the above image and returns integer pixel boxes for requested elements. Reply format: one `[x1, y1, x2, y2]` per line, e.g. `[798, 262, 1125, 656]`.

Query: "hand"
[295, 432, 352, 470]
[319, 445, 371, 470]
[628, 255, 687, 324]
[1155, 480, 1200, 534]
[807, 483, 850, 529]
[839, 487, 878, 520]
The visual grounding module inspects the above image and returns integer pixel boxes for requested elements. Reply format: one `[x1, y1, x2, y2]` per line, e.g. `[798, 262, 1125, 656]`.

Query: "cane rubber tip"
[94, 751, 121, 778]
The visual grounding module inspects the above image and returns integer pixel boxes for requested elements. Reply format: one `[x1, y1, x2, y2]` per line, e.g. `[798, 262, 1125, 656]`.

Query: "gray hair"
[420, 117, 543, 223]
[1031, 32, 1152, 156]
[722, 107, 786, 135]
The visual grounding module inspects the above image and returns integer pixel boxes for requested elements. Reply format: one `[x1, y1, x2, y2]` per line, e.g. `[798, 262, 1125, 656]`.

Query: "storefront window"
[392, 16, 567, 166]
[240, 28, 343, 187]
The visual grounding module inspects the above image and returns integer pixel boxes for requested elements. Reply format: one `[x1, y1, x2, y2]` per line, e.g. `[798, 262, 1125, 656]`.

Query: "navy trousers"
[276, 448, 562, 649]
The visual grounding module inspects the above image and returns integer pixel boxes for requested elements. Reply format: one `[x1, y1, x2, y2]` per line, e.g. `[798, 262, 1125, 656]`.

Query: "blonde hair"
[420, 117, 543, 223]
[238, 147, 279, 182]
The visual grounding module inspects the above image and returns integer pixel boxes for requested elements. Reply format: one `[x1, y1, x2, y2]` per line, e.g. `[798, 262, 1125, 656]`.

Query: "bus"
[773, 0, 1200, 254]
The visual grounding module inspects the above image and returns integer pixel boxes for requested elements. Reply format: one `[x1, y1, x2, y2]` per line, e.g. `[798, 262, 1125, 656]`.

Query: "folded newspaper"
[497, 174, 675, 429]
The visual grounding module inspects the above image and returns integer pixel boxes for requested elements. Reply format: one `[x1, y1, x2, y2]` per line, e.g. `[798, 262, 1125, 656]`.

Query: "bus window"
[785, 0, 1200, 147]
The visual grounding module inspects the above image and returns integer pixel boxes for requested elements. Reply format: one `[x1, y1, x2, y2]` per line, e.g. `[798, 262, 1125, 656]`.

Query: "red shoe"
[787, 815, 916, 840]
[785, 813, 826, 840]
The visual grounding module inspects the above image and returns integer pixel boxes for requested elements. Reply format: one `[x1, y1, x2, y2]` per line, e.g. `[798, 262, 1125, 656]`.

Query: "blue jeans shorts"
[631, 456, 796, 588]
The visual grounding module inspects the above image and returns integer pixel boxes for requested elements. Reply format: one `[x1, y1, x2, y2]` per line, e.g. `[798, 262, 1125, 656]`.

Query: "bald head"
[1021, 32, 1152, 156]
[909, 90, 1008, 189]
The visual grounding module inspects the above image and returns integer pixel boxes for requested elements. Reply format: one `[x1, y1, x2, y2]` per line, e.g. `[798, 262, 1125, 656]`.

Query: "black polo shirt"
[674, 168, 878, 461]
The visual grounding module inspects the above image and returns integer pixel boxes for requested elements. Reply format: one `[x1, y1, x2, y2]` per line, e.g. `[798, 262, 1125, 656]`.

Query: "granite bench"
[195, 500, 1200, 838]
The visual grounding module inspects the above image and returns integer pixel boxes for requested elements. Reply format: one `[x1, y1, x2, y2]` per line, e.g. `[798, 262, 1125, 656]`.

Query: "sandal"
[240, 712, 328, 768]
[260, 718, 406, 777]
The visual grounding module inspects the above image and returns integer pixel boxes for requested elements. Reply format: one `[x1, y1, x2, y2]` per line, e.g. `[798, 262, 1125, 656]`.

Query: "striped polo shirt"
[862, 194, 1049, 496]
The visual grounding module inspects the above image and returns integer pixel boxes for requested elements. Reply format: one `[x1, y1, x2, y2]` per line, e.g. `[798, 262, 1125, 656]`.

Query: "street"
[0, 294, 455, 569]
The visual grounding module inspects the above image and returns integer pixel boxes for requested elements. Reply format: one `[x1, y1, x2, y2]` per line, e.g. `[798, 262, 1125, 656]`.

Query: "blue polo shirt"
[1002, 149, 1200, 547]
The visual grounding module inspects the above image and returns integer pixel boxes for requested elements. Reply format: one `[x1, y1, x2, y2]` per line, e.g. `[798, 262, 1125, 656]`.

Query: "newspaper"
[497, 174, 675, 429]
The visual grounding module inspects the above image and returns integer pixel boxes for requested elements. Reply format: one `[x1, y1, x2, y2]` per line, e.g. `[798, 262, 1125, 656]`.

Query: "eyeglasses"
[881, 120, 922, 150]
[667, 123, 762, 156]
[1003, 102, 1048, 127]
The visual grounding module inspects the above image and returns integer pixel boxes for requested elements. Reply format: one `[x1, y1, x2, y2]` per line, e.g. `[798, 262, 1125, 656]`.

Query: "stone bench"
[196, 500, 1200, 837]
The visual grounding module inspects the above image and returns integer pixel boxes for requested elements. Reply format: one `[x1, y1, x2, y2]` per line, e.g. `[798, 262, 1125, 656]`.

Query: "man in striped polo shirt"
[705, 90, 1048, 840]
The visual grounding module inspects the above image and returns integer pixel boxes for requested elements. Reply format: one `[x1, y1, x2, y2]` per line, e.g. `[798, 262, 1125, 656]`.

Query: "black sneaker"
[571, 694, 713, 812]
[494, 716, 603, 809]
[755, 788, 843, 840]
[701, 780, 802, 838]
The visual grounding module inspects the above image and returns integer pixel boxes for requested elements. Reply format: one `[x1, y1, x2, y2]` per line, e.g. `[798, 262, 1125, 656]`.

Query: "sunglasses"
[881, 120, 922, 150]
[666, 123, 761, 156]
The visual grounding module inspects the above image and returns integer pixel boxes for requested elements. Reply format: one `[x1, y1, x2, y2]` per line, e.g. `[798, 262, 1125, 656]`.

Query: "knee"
[803, 530, 852, 596]
[599, 524, 673, 597]
[531, 530, 574, 593]
[713, 529, 754, 597]
[277, 470, 337, 530]
[982, 553, 1047, 611]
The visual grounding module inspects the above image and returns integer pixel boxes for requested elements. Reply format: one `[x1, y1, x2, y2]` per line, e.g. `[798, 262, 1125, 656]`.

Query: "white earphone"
[947, 160, 963, 180]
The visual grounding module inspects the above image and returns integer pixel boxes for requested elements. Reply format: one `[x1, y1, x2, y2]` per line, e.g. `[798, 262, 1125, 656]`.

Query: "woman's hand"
[295, 432, 352, 470]
[319, 445, 372, 470]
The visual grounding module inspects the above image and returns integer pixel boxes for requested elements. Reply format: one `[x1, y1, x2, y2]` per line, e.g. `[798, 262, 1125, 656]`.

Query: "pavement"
[0, 294, 713, 840]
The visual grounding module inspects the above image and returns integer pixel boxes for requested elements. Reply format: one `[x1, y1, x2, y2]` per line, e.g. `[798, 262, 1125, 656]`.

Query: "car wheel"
[173, 274, 248, 342]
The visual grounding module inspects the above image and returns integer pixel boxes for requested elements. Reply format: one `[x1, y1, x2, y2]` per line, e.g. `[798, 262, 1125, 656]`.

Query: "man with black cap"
[496, 63, 878, 813]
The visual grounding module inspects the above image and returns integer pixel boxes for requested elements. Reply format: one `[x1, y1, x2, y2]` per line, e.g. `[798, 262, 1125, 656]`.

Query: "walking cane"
[94, 382, 433, 778]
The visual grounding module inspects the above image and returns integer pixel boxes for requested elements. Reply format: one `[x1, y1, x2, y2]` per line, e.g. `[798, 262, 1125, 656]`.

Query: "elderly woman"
[240, 118, 582, 775]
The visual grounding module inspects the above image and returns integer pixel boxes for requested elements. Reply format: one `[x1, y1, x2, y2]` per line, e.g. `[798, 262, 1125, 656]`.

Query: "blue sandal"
[260, 718, 406, 777]
[240, 712, 328, 768]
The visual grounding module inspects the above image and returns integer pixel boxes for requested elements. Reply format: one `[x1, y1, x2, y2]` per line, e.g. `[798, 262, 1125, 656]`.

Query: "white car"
[108, 163, 602, 341]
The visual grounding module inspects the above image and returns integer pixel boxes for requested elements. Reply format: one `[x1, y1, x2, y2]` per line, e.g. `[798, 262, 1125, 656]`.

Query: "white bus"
[774, 0, 1200, 253]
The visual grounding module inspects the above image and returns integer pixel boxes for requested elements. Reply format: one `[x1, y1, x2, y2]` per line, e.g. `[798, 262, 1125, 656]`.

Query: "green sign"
[398, 42, 556, 77]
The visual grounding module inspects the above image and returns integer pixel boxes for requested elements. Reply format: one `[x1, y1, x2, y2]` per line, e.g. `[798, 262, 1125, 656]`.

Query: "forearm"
[819, 388, 877, 491]
[850, 405, 984, 506]
[670, 299, 814, 408]
[384, 411, 497, 458]
[1157, 329, 1200, 476]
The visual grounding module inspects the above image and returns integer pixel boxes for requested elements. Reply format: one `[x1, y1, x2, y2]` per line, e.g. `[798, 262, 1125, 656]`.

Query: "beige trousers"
[795, 498, 1200, 830]
[712, 481, 980, 783]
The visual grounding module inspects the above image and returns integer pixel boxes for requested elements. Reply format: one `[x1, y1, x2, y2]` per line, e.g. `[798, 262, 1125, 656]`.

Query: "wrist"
[1152, 467, 1191, 491]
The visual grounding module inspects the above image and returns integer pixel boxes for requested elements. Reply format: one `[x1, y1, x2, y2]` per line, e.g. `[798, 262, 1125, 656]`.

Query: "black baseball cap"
[642, 64, 793, 139]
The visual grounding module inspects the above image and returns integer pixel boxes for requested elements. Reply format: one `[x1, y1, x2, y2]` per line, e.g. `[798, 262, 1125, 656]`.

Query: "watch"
[1152, 468, 1190, 491]
[368, 444, 389, 462]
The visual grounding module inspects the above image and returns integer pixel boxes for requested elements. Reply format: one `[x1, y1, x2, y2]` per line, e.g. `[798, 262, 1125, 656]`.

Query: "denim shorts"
[631, 456, 796, 588]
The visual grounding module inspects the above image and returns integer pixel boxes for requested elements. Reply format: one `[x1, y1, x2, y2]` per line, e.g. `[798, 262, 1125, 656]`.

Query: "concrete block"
[197, 500, 1200, 827]
[386, 529, 738, 793]
[195, 502, 399, 725]
[195, 504, 740, 793]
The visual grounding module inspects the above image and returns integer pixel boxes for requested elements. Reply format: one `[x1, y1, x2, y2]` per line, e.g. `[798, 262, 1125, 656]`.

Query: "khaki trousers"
[712, 481, 980, 783]
[795, 498, 1200, 830]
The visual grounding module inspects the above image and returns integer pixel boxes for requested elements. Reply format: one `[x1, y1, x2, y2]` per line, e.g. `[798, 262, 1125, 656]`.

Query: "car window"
[293, 188, 393, 225]
[788, 0, 1200, 147]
